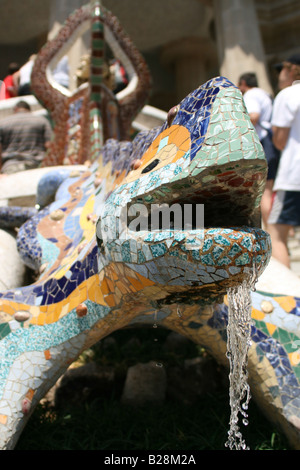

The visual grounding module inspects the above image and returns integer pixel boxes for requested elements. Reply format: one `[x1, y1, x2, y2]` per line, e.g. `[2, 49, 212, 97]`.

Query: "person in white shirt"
[238, 72, 280, 230]
[268, 53, 300, 268]
[13, 54, 36, 96]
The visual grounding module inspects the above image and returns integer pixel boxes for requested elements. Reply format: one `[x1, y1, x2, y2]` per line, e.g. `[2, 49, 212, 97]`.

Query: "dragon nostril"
[131, 159, 142, 170]
[141, 158, 160, 173]
[167, 105, 179, 127]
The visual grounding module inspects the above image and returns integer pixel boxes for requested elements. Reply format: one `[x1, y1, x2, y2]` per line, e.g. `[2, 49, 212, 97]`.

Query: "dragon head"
[96, 76, 271, 306]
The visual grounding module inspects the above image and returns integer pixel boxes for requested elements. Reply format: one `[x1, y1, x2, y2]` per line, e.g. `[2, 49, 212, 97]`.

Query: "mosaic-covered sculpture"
[1, 2, 300, 452]
[30, 2, 151, 166]
[0, 73, 287, 449]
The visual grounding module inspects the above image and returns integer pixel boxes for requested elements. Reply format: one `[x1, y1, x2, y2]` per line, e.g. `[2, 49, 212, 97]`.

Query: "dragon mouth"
[119, 160, 271, 304]
[127, 191, 260, 232]
[127, 158, 265, 231]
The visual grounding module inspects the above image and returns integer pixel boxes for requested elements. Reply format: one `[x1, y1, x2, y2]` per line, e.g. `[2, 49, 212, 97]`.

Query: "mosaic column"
[161, 37, 218, 102]
[213, 0, 273, 94]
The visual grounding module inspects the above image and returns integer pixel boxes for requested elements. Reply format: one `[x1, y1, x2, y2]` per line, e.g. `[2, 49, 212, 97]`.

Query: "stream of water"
[151, 270, 257, 449]
[225, 270, 257, 450]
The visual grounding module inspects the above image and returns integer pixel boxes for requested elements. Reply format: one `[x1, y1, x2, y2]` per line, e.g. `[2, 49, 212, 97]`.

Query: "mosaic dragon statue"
[1, 2, 300, 451]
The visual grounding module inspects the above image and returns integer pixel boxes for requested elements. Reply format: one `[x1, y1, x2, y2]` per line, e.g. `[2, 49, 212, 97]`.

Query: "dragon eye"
[141, 158, 160, 173]
[167, 105, 179, 127]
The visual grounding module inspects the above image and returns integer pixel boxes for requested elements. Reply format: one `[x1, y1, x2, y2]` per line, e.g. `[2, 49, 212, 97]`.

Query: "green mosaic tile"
[213, 246, 224, 259]
[228, 243, 242, 255]
[230, 139, 242, 152]
[229, 150, 244, 162]
[209, 122, 224, 135]
[201, 253, 214, 265]
[223, 120, 236, 130]
[220, 104, 235, 112]
[215, 235, 231, 246]
[209, 113, 223, 123]
[218, 142, 230, 156]
[235, 253, 250, 265]
[150, 243, 168, 258]
[203, 238, 213, 251]
[0, 323, 11, 340]
[137, 250, 146, 263]
[205, 136, 224, 145]
[223, 112, 233, 121]
[217, 155, 230, 165]
[273, 328, 297, 349]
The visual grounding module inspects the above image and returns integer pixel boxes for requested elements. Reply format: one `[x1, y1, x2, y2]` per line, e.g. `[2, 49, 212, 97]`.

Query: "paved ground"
[254, 227, 300, 297]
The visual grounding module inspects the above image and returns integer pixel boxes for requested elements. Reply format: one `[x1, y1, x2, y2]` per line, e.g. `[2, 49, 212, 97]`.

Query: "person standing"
[0, 62, 19, 99]
[274, 53, 300, 90]
[13, 54, 36, 96]
[268, 53, 300, 268]
[0, 100, 52, 173]
[238, 72, 280, 230]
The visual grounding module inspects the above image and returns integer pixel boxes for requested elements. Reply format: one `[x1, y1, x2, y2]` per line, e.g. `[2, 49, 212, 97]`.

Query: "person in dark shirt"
[0, 100, 52, 173]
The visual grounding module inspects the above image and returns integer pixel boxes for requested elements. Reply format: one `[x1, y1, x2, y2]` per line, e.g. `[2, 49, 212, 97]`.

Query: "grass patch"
[16, 393, 289, 451]
[15, 328, 291, 451]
